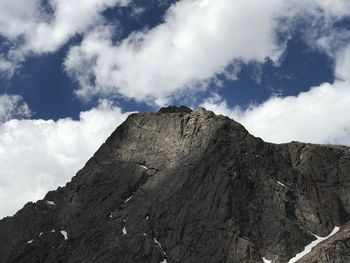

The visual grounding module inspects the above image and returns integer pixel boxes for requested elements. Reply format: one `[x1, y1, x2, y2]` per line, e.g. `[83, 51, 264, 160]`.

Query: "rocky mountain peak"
[1, 107, 350, 263]
[158, 105, 193, 113]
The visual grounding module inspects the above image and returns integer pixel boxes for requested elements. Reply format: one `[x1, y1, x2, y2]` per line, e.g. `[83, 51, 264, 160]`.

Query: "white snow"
[143, 233, 147, 236]
[154, 238, 166, 255]
[277, 181, 286, 187]
[46, 201, 55, 206]
[146, 216, 149, 220]
[122, 227, 127, 235]
[160, 259, 167, 263]
[60, 230, 68, 240]
[287, 226, 340, 263]
[124, 196, 133, 203]
[262, 257, 271, 263]
[39, 232, 43, 237]
[27, 239, 33, 244]
[51, 230, 55, 233]
[139, 165, 148, 170]
[154, 237, 162, 248]
[109, 212, 113, 218]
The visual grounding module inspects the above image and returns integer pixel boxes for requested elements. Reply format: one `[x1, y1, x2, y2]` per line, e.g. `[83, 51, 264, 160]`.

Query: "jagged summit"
[158, 105, 193, 113]
[1, 107, 350, 263]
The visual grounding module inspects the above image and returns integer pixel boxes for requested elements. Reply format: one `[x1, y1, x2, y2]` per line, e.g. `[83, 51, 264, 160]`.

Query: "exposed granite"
[1, 106, 350, 263]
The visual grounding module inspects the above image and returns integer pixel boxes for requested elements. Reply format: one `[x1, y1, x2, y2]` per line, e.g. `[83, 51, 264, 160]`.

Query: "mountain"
[1, 106, 350, 263]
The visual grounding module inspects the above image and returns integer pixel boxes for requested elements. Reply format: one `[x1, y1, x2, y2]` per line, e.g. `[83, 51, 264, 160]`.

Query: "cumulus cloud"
[64, 0, 289, 105]
[64, 0, 350, 106]
[0, 100, 131, 218]
[1, 0, 349, 101]
[201, 45, 350, 146]
[0, 94, 31, 122]
[0, 0, 130, 76]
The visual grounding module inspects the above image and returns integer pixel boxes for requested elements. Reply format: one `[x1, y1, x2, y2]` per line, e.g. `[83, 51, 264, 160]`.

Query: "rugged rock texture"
[1, 106, 350, 263]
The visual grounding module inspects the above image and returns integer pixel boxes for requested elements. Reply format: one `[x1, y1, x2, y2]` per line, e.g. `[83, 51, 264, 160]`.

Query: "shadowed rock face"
[1, 106, 350, 263]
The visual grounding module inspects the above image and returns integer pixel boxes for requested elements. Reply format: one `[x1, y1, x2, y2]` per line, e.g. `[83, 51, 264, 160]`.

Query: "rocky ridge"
[1, 106, 350, 262]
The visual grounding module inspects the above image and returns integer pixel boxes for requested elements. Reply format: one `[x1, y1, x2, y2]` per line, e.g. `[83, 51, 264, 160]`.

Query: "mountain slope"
[1, 106, 350, 263]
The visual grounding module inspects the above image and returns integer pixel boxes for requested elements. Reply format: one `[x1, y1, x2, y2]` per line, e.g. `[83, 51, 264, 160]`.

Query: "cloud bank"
[0, 100, 130, 218]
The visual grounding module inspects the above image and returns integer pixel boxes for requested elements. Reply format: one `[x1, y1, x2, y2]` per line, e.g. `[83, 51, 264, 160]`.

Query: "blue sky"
[0, 0, 350, 218]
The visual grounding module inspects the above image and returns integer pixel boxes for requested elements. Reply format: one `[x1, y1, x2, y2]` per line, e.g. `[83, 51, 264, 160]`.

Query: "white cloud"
[0, 0, 41, 40]
[1, 0, 349, 100]
[201, 45, 350, 146]
[336, 46, 350, 81]
[0, 100, 131, 218]
[64, 0, 350, 106]
[0, 94, 31, 122]
[0, 56, 18, 78]
[308, 0, 350, 17]
[64, 0, 289, 105]
[0, 0, 130, 75]
[292, 0, 350, 58]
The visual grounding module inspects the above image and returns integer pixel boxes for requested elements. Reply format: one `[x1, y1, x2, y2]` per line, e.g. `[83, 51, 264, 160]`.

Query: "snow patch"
[124, 196, 133, 203]
[46, 201, 55, 206]
[122, 227, 127, 235]
[277, 181, 286, 187]
[160, 259, 167, 263]
[287, 226, 340, 263]
[154, 237, 166, 255]
[109, 212, 113, 218]
[139, 165, 148, 170]
[262, 257, 271, 263]
[39, 232, 43, 237]
[154, 237, 162, 247]
[60, 230, 68, 240]
[146, 216, 149, 220]
[27, 239, 33, 244]
[51, 230, 55, 233]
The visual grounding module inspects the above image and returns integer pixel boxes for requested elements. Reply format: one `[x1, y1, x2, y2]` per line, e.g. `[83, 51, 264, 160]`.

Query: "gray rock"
[1, 106, 350, 263]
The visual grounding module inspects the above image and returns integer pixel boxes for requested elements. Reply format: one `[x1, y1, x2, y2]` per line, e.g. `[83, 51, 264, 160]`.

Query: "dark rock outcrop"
[1, 106, 350, 262]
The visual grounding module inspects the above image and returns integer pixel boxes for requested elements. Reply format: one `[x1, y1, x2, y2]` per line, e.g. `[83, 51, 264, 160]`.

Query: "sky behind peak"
[0, 0, 350, 217]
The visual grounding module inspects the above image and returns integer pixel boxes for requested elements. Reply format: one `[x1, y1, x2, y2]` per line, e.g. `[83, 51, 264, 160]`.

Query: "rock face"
[1, 106, 350, 263]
